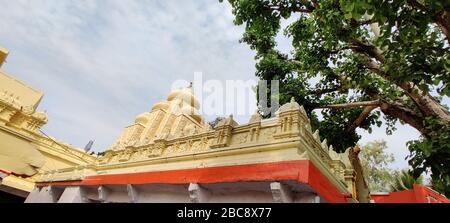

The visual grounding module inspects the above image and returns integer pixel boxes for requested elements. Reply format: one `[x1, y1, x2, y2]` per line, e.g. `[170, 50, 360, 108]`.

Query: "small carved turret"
[210, 115, 237, 149]
[273, 97, 308, 139]
[248, 110, 262, 142]
[249, 110, 262, 123]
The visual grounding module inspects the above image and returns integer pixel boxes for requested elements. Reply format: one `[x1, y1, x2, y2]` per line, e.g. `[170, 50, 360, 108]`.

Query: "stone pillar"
[24, 187, 41, 203]
[98, 185, 111, 203]
[57, 186, 88, 203]
[295, 192, 321, 203]
[188, 183, 210, 203]
[25, 186, 61, 203]
[270, 182, 293, 203]
[127, 184, 140, 203]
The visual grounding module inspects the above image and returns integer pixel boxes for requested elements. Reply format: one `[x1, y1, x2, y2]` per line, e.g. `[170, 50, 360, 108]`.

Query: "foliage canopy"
[222, 0, 450, 195]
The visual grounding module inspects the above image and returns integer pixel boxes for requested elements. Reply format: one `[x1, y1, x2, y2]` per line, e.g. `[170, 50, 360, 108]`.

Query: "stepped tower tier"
[108, 86, 205, 151]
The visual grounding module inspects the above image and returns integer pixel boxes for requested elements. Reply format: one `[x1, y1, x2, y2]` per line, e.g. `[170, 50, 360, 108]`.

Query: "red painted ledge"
[38, 160, 349, 203]
[371, 184, 450, 203]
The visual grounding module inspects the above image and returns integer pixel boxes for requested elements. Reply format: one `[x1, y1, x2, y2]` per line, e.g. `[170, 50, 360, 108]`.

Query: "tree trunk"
[399, 83, 450, 124]
[379, 100, 429, 135]
[348, 146, 371, 203]
[408, 0, 450, 45]
[434, 8, 450, 45]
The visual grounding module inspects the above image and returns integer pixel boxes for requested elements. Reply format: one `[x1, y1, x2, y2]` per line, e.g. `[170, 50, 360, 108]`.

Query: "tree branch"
[434, 10, 450, 45]
[359, 19, 375, 25]
[292, 38, 450, 124]
[362, 57, 450, 122]
[288, 59, 302, 66]
[407, 0, 450, 45]
[350, 39, 385, 63]
[310, 0, 319, 9]
[312, 86, 342, 96]
[349, 18, 376, 28]
[316, 100, 381, 109]
[268, 5, 312, 13]
[365, 89, 429, 135]
[330, 46, 356, 54]
[379, 100, 428, 135]
[346, 106, 377, 132]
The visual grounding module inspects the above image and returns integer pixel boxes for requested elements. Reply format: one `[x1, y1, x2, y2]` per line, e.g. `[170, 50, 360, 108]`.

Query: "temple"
[1, 46, 447, 203]
[24, 84, 358, 203]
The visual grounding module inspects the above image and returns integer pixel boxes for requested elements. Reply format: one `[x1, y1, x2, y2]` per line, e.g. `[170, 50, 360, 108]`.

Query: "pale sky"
[1, 0, 444, 170]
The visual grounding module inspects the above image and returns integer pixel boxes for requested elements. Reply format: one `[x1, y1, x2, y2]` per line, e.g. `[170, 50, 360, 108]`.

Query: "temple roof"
[108, 86, 205, 151]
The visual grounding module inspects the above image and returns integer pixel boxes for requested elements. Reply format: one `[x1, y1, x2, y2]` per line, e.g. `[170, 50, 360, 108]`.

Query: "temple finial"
[291, 97, 295, 103]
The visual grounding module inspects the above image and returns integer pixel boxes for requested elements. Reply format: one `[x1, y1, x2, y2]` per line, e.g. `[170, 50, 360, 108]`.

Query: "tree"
[222, 0, 450, 196]
[391, 170, 424, 192]
[359, 140, 396, 192]
[360, 140, 426, 192]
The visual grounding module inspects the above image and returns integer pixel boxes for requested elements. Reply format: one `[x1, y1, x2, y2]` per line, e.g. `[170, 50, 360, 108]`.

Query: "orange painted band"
[0, 169, 11, 175]
[38, 160, 349, 203]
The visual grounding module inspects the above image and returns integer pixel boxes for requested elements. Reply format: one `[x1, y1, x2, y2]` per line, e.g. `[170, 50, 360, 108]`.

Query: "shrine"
[24, 83, 358, 203]
[0, 46, 401, 203]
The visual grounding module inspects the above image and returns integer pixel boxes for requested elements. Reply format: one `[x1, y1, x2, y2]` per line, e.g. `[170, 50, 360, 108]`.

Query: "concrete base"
[26, 181, 324, 203]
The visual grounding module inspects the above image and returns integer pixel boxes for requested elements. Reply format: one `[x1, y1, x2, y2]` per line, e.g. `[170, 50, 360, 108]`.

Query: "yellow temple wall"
[0, 47, 95, 194]
[0, 70, 43, 111]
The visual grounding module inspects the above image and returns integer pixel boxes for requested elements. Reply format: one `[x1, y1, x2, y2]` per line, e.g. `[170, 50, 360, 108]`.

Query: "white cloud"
[0, 0, 256, 151]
